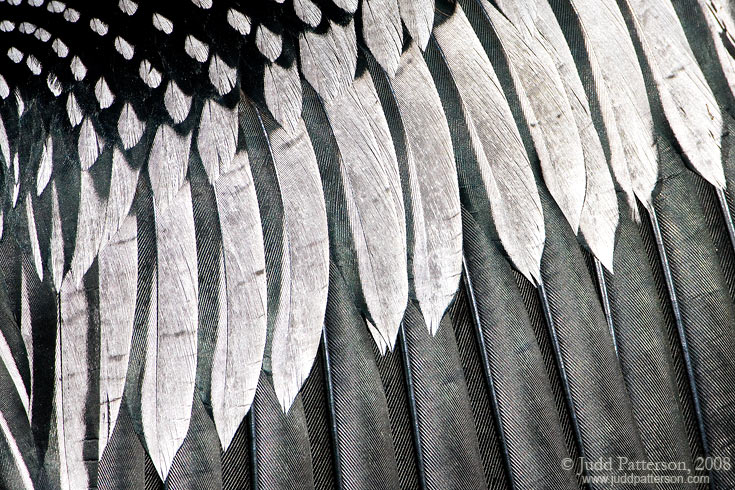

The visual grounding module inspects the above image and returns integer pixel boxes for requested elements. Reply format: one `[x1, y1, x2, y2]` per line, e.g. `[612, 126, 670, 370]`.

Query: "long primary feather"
[386, 42, 463, 334]
[431, 4, 545, 284]
[98, 215, 137, 459]
[564, 0, 658, 210]
[322, 69, 408, 352]
[265, 114, 330, 411]
[362, 0, 404, 77]
[56, 272, 97, 490]
[141, 180, 199, 481]
[497, 0, 618, 268]
[211, 149, 268, 449]
[622, 0, 725, 189]
[479, 1, 587, 233]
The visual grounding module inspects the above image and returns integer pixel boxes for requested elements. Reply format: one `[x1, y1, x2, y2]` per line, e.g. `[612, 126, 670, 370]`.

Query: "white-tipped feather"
[0, 114, 9, 167]
[148, 124, 192, 210]
[78, 117, 102, 170]
[118, 102, 145, 149]
[398, 0, 433, 50]
[391, 43, 462, 334]
[299, 20, 357, 101]
[623, 0, 724, 188]
[294, 0, 322, 27]
[142, 181, 198, 480]
[24, 196, 43, 282]
[49, 181, 65, 291]
[497, 0, 618, 267]
[333, 0, 359, 13]
[433, 5, 545, 284]
[264, 61, 303, 132]
[256, 25, 283, 62]
[268, 117, 330, 411]
[36, 134, 53, 196]
[98, 216, 137, 458]
[198, 100, 237, 183]
[482, 3, 586, 233]
[56, 274, 92, 490]
[0, 412, 33, 490]
[164, 81, 192, 125]
[71, 149, 139, 283]
[209, 55, 237, 96]
[570, 0, 658, 210]
[211, 151, 267, 449]
[0, 327, 30, 417]
[323, 71, 408, 351]
[362, 0, 403, 77]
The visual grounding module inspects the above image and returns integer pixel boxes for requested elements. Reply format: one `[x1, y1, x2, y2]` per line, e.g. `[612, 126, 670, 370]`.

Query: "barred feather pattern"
[0, 0, 733, 488]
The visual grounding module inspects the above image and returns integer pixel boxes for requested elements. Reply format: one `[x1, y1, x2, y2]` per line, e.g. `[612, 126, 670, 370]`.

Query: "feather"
[322, 70, 408, 352]
[397, 0, 434, 50]
[117, 103, 144, 150]
[399, 302, 486, 488]
[164, 81, 192, 125]
[333, 0, 359, 13]
[208, 55, 237, 96]
[141, 180, 199, 481]
[71, 149, 139, 283]
[294, 0, 322, 27]
[256, 25, 283, 63]
[49, 181, 64, 292]
[78, 117, 102, 171]
[362, 0, 403, 77]
[211, 150, 268, 450]
[251, 373, 315, 489]
[372, 42, 462, 334]
[0, 114, 9, 166]
[431, 4, 545, 284]
[197, 100, 237, 183]
[0, 411, 34, 490]
[461, 209, 578, 488]
[496, 0, 618, 268]
[98, 216, 137, 458]
[320, 262, 400, 488]
[479, 2, 586, 233]
[566, 0, 657, 209]
[36, 134, 52, 196]
[299, 20, 357, 101]
[600, 203, 694, 474]
[148, 124, 192, 210]
[266, 116, 330, 411]
[23, 195, 43, 281]
[536, 189, 649, 479]
[646, 138, 735, 486]
[622, 0, 724, 188]
[263, 61, 303, 133]
[56, 271, 98, 490]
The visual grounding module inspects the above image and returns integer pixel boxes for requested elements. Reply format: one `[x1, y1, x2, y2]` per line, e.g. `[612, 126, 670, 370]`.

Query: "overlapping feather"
[432, 4, 545, 284]
[322, 70, 409, 352]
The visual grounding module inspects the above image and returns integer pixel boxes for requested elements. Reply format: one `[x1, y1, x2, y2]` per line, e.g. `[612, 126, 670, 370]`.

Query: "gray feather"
[268, 117, 330, 411]
[623, 0, 724, 188]
[397, 0, 434, 49]
[98, 215, 137, 458]
[498, 0, 618, 268]
[141, 180, 199, 480]
[264, 61, 303, 132]
[433, 4, 545, 284]
[197, 99, 237, 183]
[483, 3, 586, 233]
[391, 43, 462, 334]
[211, 150, 268, 449]
[363, 0, 403, 77]
[570, 0, 658, 209]
[322, 70, 408, 352]
[299, 20, 357, 101]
